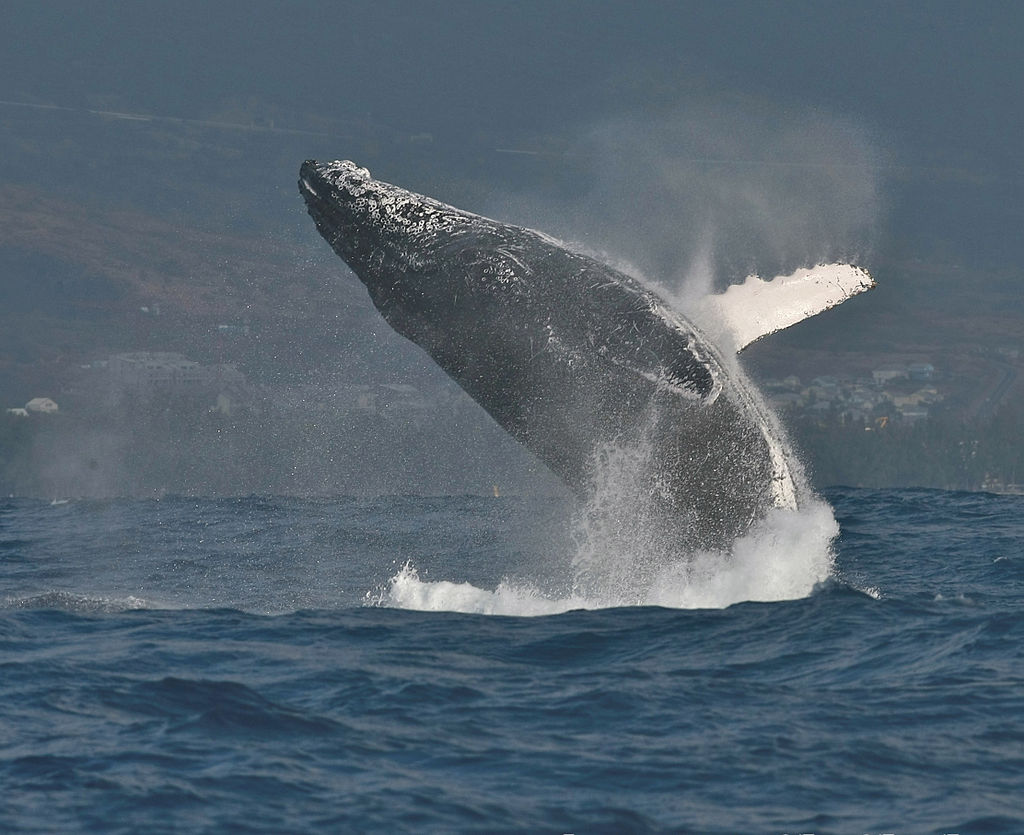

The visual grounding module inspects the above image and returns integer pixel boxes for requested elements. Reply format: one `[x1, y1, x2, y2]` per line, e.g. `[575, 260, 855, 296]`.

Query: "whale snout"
[300, 159, 372, 198]
[299, 159, 384, 273]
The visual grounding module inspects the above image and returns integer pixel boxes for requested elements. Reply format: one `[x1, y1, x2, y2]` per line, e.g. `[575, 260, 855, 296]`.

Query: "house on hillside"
[25, 397, 59, 414]
[907, 362, 935, 382]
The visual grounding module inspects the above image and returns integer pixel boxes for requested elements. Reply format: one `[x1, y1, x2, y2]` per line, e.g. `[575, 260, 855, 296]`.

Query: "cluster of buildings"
[105, 352, 246, 394]
[7, 350, 451, 428]
[763, 362, 941, 425]
[6, 353, 253, 419]
[74, 352, 250, 414]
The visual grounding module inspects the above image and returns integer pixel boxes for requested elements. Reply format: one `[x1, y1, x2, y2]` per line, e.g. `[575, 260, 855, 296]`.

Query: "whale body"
[299, 159, 872, 551]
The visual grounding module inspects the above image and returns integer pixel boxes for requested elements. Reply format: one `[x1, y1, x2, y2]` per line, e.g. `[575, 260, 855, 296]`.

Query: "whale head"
[299, 159, 487, 280]
[300, 158, 522, 342]
[299, 159, 383, 270]
[299, 158, 373, 207]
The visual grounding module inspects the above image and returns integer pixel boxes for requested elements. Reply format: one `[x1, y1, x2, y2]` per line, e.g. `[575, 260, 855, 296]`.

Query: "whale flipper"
[709, 263, 875, 351]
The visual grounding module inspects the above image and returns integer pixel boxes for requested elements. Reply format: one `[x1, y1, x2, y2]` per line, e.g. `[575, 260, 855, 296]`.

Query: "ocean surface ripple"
[1, 488, 1021, 833]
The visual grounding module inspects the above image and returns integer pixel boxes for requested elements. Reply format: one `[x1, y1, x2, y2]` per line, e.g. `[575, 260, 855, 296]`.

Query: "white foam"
[375, 562, 594, 616]
[373, 498, 838, 617]
[644, 499, 838, 609]
[373, 365, 839, 617]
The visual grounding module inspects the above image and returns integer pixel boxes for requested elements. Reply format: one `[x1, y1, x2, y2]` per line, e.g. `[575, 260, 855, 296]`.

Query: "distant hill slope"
[0, 184, 396, 403]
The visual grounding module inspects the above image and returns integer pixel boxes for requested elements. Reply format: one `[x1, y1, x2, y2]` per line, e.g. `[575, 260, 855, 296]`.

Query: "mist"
[489, 102, 884, 298]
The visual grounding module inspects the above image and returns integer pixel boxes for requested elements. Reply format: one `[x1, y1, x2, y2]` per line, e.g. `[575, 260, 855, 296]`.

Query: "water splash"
[644, 500, 838, 609]
[378, 562, 592, 616]
[377, 494, 838, 616]
[376, 270, 839, 616]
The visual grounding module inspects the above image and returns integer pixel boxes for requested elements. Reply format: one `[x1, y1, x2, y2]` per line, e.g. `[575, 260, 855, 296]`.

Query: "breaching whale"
[300, 159, 873, 551]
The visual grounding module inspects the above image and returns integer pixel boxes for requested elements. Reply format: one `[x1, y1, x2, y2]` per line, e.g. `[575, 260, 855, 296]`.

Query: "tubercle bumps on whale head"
[299, 159, 373, 202]
[299, 159, 393, 272]
[300, 158, 485, 303]
[300, 159, 449, 233]
[299, 160, 490, 267]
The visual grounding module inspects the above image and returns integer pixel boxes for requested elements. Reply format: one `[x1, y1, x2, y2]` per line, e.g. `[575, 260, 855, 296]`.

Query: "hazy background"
[1, 1, 1022, 496]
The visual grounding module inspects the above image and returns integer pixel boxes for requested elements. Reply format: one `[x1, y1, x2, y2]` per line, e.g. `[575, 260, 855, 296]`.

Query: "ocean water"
[1, 487, 1021, 833]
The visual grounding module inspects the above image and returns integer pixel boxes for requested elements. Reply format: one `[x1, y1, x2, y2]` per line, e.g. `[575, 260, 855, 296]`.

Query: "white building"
[25, 397, 59, 414]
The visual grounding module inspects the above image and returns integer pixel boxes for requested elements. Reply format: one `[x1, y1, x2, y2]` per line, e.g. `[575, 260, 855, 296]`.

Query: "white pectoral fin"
[709, 263, 875, 352]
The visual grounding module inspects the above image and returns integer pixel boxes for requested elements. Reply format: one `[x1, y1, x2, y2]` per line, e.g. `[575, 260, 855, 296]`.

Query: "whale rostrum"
[300, 159, 874, 551]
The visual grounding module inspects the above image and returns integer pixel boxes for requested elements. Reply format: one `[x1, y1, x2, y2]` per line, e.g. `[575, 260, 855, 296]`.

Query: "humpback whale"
[300, 159, 873, 551]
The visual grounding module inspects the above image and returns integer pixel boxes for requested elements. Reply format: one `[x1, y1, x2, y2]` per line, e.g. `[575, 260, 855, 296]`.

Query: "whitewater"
[375, 325, 840, 617]
[380, 498, 840, 615]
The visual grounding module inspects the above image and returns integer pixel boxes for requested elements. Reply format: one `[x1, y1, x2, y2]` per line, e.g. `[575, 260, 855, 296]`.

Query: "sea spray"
[567, 429, 668, 606]
[377, 497, 838, 616]
[380, 561, 592, 616]
[376, 344, 842, 615]
[565, 398, 837, 610]
[645, 499, 839, 609]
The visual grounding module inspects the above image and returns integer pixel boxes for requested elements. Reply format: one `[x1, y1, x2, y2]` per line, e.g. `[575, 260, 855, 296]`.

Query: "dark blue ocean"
[1, 487, 1021, 834]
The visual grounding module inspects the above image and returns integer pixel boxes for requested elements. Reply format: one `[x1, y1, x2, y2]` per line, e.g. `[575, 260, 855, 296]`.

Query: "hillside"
[0, 104, 1022, 495]
[0, 182, 394, 404]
